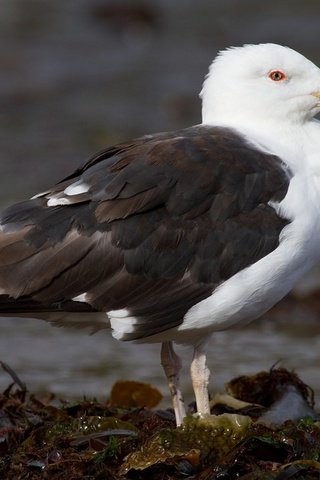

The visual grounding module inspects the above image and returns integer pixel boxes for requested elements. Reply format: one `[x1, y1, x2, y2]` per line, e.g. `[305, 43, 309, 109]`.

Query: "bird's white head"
[200, 43, 320, 128]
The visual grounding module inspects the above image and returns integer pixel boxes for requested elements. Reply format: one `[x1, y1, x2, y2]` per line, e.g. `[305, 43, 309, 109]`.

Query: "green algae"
[120, 413, 252, 474]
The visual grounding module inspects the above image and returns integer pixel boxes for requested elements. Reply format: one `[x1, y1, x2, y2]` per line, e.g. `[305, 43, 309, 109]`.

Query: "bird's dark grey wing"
[0, 125, 290, 339]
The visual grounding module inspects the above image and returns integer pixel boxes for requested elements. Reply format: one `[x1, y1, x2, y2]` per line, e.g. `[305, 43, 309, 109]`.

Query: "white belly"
[180, 224, 314, 336]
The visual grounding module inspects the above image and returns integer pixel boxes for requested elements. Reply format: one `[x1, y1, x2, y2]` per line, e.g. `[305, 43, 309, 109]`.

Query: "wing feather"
[0, 126, 290, 339]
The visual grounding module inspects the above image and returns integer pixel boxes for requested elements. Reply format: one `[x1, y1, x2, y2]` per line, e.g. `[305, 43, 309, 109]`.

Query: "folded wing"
[0, 126, 290, 339]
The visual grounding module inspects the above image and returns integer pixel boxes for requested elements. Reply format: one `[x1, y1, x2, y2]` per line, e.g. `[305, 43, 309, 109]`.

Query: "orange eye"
[268, 70, 286, 82]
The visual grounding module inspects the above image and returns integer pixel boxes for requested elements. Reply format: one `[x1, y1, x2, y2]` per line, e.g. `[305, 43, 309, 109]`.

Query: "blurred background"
[1, 0, 320, 407]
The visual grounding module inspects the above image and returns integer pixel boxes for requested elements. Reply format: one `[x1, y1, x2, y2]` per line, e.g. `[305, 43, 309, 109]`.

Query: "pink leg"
[190, 345, 211, 415]
[161, 341, 186, 426]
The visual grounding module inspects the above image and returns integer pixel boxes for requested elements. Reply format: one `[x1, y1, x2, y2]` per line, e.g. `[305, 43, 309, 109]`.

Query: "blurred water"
[1, 314, 320, 408]
[1, 0, 320, 406]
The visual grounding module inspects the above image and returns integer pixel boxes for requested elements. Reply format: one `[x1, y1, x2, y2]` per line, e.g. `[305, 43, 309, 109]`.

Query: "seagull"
[1, 43, 320, 426]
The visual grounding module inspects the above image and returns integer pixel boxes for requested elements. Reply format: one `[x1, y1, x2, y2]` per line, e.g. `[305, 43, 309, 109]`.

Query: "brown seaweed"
[1, 366, 320, 479]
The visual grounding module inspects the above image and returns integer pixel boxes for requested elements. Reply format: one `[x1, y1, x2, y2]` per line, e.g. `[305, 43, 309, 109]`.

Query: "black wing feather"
[0, 125, 290, 339]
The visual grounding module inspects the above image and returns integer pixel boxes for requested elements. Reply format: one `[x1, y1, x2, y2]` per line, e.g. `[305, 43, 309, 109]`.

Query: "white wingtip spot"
[64, 181, 89, 196]
[47, 197, 72, 206]
[108, 309, 137, 340]
[72, 293, 88, 303]
[108, 309, 130, 318]
[31, 191, 50, 199]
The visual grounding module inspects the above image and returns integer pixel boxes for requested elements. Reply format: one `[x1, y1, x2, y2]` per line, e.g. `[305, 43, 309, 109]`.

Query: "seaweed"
[1, 365, 320, 479]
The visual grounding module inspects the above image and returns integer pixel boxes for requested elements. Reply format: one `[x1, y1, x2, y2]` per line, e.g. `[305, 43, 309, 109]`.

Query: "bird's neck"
[203, 117, 320, 174]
